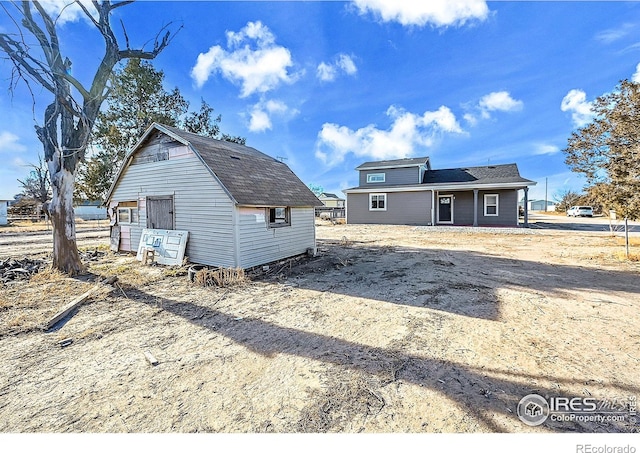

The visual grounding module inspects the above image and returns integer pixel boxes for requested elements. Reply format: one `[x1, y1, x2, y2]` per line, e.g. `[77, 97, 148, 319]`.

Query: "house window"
[369, 193, 387, 211]
[367, 173, 385, 183]
[268, 207, 291, 227]
[484, 194, 499, 216]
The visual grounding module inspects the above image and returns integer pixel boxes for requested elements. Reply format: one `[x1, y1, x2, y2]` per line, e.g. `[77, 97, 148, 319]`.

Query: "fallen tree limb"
[44, 276, 118, 331]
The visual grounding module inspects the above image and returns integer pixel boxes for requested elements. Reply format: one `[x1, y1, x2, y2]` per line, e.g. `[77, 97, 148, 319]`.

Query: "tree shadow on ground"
[130, 288, 639, 433]
[253, 239, 640, 321]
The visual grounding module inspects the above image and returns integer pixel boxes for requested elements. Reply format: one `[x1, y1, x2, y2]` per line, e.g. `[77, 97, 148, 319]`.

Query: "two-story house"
[343, 157, 536, 227]
[317, 192, 345, 208]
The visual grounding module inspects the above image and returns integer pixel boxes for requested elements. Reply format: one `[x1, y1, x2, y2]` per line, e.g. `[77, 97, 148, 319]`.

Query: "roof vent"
[487, 166, 496, 169]
[230, 155, 241, 160]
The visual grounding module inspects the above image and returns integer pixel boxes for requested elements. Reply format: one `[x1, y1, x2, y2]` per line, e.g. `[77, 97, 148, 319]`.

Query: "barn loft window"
[268, 207, 291, 228]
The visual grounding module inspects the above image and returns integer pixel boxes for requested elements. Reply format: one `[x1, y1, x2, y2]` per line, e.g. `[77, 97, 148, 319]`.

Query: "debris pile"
[79, 249, 106, 262]
[0, 257, 47, 283]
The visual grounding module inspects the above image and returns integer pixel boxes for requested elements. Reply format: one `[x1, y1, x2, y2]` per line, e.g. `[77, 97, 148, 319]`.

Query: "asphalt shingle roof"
[345, 162, 534, 191]
[421, 164, 534, 185]
[158, 125, 321, 207]
[356, 156, 430, 170]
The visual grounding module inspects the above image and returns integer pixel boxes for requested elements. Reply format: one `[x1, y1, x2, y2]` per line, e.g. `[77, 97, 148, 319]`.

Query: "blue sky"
[1, 1, 640, 202]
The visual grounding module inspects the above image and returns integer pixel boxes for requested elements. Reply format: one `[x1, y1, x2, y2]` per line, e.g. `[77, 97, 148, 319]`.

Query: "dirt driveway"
[0, 223, 638, 433]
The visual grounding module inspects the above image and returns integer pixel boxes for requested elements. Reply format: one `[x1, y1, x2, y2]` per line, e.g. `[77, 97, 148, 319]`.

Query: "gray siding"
[359, 167, 420, 186]
[478, 189, 518, 226]
[451, 191, 474, 225]
[437, 189, 518, 226]
[237, 207, 316, 268]
[346, 191, 432, 225]
[110, 147, 237, 268]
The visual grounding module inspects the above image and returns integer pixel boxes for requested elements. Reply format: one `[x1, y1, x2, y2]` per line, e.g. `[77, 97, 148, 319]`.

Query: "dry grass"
[194, 267, 246, 287]
[0, 269, 112, 335]
[614, 251, 640, 262]
[88, 254, 164, 287]
[0, 219, 108, 234]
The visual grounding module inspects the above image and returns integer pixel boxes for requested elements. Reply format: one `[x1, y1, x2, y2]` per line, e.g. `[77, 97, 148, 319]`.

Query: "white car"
[567, 206, 593, 217]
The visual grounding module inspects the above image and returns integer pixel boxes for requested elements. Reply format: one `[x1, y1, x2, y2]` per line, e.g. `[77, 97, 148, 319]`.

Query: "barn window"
[117, 201, 139, 224]
[268, 207, 291, 227]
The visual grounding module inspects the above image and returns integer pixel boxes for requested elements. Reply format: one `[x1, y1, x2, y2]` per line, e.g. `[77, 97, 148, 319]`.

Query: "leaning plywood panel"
[136, 229, 189, 266]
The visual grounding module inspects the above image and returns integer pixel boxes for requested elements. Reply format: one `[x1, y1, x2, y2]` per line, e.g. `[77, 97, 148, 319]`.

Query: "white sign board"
[136, 229, 189, 266]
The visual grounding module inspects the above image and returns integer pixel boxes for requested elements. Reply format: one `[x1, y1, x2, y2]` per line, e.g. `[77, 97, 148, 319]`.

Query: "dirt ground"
[0, 222, 639, 433]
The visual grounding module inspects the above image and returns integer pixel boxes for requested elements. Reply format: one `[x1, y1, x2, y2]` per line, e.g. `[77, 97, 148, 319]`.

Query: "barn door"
[147, 196, 174, 230]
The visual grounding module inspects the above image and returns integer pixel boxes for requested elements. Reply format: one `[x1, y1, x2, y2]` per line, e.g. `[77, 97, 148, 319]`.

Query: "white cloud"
[533, 143, 560, 156]
[633, 63, 640, 83]
[0, 131, 26, 153]
[315, 105, 462, 165]
[464, 91, 523, 123]
[12, 157, 27, 167]
[479, 91, 523, 114]
[352, 0, 490, 28]
[191, 21, 296, 97]
[560, 89, 594, 128]
[248, 99, 298, 133]
[37, 0, 97, 25]
[316, 62, 337, 82]
[595, 23, 636, 44]
[337, 54, 357, 75]
[317, 54, 357, 82]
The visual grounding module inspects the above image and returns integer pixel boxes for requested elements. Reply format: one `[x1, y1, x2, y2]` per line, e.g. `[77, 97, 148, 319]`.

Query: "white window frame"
[267, 207, 291, 228]
[369, 193, 387, 211]
[366, 173, 386, 183]
[117, 206, 138, 224]
[484, 194, 499, 216]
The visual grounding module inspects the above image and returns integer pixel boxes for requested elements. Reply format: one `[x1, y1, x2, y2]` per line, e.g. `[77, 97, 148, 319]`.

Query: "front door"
[438, 195, 453, 224]
[147, 196, 174, 230]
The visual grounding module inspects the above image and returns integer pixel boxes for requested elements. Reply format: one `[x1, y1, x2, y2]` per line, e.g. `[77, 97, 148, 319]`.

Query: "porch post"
[473, 189, 478, 227]
[523, 187, 529, 227]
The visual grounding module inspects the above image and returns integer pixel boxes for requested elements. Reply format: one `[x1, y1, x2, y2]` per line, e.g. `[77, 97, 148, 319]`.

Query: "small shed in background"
[0, 199, 9, 226]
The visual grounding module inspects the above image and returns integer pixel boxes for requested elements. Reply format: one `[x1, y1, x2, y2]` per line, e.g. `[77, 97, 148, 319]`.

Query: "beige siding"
[237, 207, 316, 268]
[110, 149, 237, 268]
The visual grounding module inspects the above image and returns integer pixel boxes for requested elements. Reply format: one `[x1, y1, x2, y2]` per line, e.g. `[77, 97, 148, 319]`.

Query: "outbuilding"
[106, 123, 321, 268]
[0, 199, 8, 226]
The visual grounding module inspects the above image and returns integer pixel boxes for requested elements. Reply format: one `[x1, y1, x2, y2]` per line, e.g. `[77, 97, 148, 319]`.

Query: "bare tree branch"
[0, 0, 180, 273]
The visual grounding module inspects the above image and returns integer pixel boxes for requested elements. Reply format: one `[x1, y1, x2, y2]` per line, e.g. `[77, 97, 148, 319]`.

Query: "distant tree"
[0, 1, 179, 274]
[553, 189, 583, 212]
[76, 60, 245, 202]
[17, 154, 51, 205]
[563, 79, 640, 220]
[184, 99, 246, 145]
[308, 183, 324, 197]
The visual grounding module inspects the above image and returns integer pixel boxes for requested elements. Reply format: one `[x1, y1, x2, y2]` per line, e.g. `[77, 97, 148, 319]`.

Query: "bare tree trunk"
[48, 167, 83, 274]
[1, 2, 179, 274]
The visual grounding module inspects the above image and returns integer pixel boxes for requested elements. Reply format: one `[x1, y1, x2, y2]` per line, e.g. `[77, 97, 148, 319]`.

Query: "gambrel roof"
[107, 123, 321, 207]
